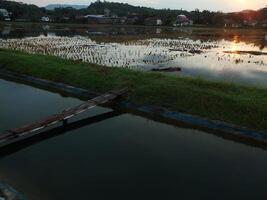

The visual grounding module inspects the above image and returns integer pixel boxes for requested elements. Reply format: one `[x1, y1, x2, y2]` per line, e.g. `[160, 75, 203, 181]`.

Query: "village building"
[173, 15, 193, 26]
[223, 18, 242, 28]
[104, 8, 111, 17]
[144, 18, 163, 26]
[84, 15, 118, 24]
[0, 9, 11, 21]
[41, 16, 50, 22]
[84, 7, 119, 25]
[119, 16, 127, 25]
[243, 20, 258, 27]
[125, 13, 140, 25]
[62, 16, 71, 21]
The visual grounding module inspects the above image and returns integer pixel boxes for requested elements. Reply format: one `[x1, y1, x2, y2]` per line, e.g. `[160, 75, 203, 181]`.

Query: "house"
[41, 16, 50, 22]
[62, 16, 70, 21]
[173, 15, 193, 26]
[0, 9, 11, 21]
[83, 7, 120, 24]
[0, 9, 9, 17]
[243, 19, 258, 27]
[145, 18, 163, 26]
[125, 13, 140, 25]
[157, 19, 163, 26]
[84, 15, 118, 24]
[104, 8, 111, 17]
[223, 19, 241, 28]
[119, 16, 127, 25]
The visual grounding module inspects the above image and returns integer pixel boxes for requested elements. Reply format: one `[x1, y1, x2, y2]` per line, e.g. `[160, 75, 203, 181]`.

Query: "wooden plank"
[9, 114, 62, 135]
[0, 132, 15, 142]
[0, 88, 127, 146]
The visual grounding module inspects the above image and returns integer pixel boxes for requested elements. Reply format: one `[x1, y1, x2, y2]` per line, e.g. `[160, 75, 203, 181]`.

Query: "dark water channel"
[0, 78, 267, 200]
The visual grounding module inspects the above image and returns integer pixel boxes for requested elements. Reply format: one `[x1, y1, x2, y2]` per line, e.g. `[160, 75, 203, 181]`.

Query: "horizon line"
[7, 0, 267, 13]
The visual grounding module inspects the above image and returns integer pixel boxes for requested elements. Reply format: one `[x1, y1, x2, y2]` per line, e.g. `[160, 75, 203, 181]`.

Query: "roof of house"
[0, 9, 8, 14]
[84, 15, 105, 18]
[177, 15, 189, 22]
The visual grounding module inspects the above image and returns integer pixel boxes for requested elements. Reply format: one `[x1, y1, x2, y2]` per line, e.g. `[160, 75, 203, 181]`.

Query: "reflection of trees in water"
[1, 25, 11, 35]
[86, 26, 148, 36]
[0, 25, 266, 49]
[259, 42, 265, 50]
[0, 29, 28, 39]
[186, 29, 267, 49]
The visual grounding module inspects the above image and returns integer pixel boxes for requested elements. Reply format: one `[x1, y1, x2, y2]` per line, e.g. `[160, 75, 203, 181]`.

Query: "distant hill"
[0, 0, 43, 21]
[87, 1, 155, 16]
[0, 0, 266, 26]
[45, 4, 88, 10]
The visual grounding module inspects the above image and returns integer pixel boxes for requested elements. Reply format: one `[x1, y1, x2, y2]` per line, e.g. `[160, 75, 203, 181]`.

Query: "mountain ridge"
[45, 4, 89, 10]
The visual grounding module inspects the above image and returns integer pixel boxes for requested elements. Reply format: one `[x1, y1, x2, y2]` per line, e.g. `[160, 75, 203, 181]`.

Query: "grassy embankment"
[0, 48, 267, 131]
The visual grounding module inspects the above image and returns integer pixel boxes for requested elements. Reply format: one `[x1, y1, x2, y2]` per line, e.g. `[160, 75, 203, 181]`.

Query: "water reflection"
[156, 28, 161, 34]
[1, 24, 11, 35]
[0, 23, 266, 47]
[0, 23, 267, 87]
[0, 110, 123, 157]
[1, 78, 267, 200]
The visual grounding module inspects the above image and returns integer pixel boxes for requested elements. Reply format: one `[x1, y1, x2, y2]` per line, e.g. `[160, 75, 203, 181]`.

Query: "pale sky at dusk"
[9, 0, 267, 12]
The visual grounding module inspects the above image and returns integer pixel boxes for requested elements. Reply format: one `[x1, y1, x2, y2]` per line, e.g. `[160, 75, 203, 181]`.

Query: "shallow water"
[0, 23, 267, 87]
[1, 79, 267, 200]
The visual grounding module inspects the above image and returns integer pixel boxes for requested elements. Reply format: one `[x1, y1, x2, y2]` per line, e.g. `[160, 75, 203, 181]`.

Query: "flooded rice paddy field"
[1, 78, 267, 200]
[0, 23, 267, 87]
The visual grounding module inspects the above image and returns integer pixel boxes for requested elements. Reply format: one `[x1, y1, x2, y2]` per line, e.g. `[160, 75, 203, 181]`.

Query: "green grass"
[1, 48, 267, 131]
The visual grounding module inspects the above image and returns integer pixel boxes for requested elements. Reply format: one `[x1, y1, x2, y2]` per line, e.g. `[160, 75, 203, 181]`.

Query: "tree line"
[0, 0, 266, 26]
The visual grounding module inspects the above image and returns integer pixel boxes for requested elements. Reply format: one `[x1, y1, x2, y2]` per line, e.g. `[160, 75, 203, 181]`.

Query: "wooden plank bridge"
[0, 88, 127, 148]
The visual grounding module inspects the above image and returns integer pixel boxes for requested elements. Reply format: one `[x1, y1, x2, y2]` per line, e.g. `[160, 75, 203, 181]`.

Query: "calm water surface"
[0, 79, 267, 200]
[1, 23, 267, 87]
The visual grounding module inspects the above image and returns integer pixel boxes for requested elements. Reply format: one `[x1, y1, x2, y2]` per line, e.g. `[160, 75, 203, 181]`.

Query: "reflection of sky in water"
[0, 23, 267, 87]
[171, 39, 267, 87]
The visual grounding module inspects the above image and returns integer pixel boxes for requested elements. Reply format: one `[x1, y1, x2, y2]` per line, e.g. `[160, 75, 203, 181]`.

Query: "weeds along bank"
[0, 36, 217, 70]
[0, 49, 267, 131]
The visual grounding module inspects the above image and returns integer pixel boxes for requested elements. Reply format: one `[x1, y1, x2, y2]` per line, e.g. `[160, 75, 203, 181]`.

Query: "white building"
[0, 9, 9, 17]
[41, 16, 50, 22]
[157, 19, 163, 26]
[173, 15, 193, 26]
[0, 9, 11, 21]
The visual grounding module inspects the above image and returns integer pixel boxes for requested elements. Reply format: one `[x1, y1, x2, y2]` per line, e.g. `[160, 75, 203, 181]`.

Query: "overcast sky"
[10, 0, 267, 12]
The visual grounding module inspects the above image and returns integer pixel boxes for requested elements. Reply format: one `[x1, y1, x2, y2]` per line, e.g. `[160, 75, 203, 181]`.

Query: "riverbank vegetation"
[0, 48, 267, 131]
